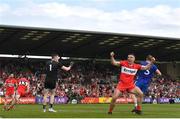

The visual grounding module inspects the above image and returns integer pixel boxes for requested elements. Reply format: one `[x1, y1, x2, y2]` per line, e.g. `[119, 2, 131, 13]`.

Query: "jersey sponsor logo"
[121, 66, 138, 75]
[6, 83, 14, 87]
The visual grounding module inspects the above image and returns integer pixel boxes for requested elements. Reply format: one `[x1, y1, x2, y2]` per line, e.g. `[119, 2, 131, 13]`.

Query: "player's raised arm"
[110, 52, 120, 67]
[141, 57, 156, 70]
[61, 61, 74, 71]
[156, 69, 162, 76]
[153, 69, 163, 81]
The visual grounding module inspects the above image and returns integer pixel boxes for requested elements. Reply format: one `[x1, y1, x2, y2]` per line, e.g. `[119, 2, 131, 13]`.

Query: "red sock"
[137, 105, 141, 111]
[10, 105, 14, 109]
[109, 107, 113, 112]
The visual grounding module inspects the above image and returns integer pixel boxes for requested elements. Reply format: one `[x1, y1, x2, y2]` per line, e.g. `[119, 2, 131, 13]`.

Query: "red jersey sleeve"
[119, 60, 126, 66]
[135, 64, 142, 70]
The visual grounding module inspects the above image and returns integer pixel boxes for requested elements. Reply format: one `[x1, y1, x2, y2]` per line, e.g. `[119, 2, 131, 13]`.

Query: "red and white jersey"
[5, 78, 17, 91]
[119, 60, 142, 84]
[17, 78, 30, 91]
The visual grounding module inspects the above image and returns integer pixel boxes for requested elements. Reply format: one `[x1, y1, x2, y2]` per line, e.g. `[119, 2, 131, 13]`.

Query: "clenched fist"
[110, 52, 115, 57]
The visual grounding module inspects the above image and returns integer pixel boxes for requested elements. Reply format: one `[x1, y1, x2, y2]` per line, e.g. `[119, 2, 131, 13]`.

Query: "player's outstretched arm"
[156, 69, 162, 76]
[153, 69, 162, 81]
[61, 61, 74, 71]
[141, 57, 156, 70]
[110, 52, 120, 67]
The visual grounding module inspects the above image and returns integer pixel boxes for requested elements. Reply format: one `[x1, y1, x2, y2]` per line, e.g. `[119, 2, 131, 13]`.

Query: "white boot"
[43, 109, 46, 112]
[49, 108, 57, 112]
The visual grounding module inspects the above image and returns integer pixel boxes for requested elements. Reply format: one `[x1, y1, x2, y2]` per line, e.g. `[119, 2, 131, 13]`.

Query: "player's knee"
[43, 93, 48, 99]
[139, 92, 144, 98]
[43, 91, 49, 96]
[112, 95, 118, 102]
[51, 90, 56, 96]
[43, 94, 46, 98]
[111, 98, 116, 103]
[52, 91, 55, 96]
[15, 95, 20, 100]
[51, 93, 55, 97]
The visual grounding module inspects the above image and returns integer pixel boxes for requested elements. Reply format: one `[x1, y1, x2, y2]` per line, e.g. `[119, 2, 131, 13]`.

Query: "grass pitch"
[0, 104, 180, 118]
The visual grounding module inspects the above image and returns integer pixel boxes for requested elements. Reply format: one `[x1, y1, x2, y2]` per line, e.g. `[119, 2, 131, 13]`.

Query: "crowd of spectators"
[147, 77, 179, 98]
[0, 59, 179, 102]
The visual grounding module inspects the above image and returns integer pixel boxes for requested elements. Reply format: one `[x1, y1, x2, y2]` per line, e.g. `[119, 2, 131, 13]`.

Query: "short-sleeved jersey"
[136, 61, 158, 84]
[45, 60, 63, 80]
[17, 78, 30, 91]
[119, 60, 142, 84]
[5, 78, 17, 91]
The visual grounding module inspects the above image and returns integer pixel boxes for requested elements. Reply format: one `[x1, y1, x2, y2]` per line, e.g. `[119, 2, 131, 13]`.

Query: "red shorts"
[17, 89, 26, 97]
[116, 82, 135, 92]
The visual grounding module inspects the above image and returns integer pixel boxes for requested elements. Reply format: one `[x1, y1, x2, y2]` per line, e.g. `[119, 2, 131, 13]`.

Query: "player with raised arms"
[5, 75, 30, 111]
[43, 54, 73, 112]
[108, 52, 155, 115]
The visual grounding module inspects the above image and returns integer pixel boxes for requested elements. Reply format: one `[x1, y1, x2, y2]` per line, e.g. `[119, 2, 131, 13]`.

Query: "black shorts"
[44, 78, 57, 89]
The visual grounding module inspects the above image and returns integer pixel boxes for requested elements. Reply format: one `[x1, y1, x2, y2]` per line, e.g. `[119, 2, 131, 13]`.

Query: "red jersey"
[5, 78, 17, 92]
[119, 60, 142, 84]
[17, 78, 30, 92]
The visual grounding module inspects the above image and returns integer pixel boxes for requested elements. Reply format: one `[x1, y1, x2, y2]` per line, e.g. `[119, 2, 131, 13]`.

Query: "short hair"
[128, 53, 135, 57]
[51, 53, 59, 59]
[146, 55, 153, 61]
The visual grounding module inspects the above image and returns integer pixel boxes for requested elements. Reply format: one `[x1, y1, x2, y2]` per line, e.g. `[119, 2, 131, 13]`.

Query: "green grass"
[0, 104, 180, 118]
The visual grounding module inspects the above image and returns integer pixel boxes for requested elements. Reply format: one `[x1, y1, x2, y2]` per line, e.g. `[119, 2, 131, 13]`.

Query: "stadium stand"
[0, 59, 179, 104]
[0, 25, 180, 61]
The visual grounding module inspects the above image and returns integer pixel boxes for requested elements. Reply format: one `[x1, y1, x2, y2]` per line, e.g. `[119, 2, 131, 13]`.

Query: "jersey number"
[144, 70, 150, 75]
[19, 81, 27, 86]
[49, 64, 52, 71]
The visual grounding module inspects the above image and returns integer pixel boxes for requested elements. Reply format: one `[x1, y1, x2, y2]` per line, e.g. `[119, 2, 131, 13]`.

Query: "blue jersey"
[136, 61, 158, 84]
[136, 61, 158, 93]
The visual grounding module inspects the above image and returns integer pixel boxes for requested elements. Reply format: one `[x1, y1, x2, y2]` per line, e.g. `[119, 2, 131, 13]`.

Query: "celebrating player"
[3, 73, 17, 111]
[43, 54, 73, 112]
[6, 76, 30, 111]
[108, 52, 155, 115]
[131, 55, 162, 113]
[16, 77, 30, 99]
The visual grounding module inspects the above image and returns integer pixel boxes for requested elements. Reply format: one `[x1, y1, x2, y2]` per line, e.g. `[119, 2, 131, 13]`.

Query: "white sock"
[135, 103, 138, 107]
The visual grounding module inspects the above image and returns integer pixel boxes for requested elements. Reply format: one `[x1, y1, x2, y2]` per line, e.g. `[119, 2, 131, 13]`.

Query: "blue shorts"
[135, 81, 149, 94]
